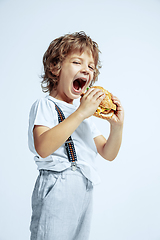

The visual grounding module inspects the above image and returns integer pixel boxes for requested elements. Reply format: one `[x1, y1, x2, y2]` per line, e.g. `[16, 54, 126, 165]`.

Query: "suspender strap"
[53, 102, 77, 167]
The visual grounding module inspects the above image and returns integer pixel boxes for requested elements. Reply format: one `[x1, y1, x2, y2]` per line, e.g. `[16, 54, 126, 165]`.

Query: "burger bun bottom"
[93, 110, 114, 120]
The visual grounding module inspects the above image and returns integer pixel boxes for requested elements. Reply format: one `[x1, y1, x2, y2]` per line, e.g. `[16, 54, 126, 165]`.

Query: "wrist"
[110, 122, 123, 133]
[74, 108, 86, 122]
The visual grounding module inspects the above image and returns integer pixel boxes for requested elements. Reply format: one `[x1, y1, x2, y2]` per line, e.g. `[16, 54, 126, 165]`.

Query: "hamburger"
[91, 86, 116, 119]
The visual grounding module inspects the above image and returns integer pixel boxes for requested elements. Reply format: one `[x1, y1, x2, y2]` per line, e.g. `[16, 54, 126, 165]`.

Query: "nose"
[81, 66, 89, 75]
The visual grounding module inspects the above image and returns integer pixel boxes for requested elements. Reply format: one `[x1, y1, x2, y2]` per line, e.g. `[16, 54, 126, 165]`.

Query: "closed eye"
[89, 66, 95, 71]
[73, 61, 80, 65]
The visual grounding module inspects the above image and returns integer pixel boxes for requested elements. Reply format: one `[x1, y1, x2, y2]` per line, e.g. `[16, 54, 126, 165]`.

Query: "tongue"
[73, 80, 81, 90]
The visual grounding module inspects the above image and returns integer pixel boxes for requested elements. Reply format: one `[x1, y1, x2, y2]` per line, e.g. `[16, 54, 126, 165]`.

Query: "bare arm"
[34, 110, 84, 158]
[33, 88, 105, 158]
[94, 95, 124, 161]
[94, 125, 123, 161]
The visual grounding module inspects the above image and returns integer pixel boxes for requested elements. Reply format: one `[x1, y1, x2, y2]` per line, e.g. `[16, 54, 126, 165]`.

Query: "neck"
[50, 89, 74, 104]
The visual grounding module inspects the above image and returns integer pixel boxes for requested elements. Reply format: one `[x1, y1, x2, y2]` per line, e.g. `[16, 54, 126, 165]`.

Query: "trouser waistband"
[39, 167, 93, 191]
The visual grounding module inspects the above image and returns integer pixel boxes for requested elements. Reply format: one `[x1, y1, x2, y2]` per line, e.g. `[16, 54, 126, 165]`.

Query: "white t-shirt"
[28, 95, 102, 185]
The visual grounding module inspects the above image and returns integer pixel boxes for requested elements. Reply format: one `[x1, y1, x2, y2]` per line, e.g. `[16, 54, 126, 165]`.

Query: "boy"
[28, 31, 124, 240]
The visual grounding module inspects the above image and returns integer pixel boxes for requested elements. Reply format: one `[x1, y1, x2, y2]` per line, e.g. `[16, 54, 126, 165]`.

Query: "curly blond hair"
[41, 31, 101, 93]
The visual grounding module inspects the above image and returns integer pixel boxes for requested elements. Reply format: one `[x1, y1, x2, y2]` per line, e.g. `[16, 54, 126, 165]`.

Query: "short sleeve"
[28, 98, 57, 154]
[88, 117, 102, 139]
[30, 98, 57, 129]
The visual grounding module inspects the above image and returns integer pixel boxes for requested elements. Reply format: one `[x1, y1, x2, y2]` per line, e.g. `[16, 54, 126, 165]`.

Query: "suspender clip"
[71, 162, 77, 171]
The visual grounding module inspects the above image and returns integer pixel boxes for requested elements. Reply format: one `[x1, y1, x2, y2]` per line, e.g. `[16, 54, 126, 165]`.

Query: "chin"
[70, 93, 80, 100]
[70, 89, 81, 98]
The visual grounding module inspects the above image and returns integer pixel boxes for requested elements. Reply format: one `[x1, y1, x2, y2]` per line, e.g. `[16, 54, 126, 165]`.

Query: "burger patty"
[96, 107, 111, 115]
[101, 109, 111, 114]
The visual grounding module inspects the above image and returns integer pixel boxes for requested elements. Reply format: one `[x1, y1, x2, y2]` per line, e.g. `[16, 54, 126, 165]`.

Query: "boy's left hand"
[107, 94, 124, 127]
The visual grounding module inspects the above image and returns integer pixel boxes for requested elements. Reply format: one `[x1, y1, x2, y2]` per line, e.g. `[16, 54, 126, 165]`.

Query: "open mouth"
[73, 78, 87, 92]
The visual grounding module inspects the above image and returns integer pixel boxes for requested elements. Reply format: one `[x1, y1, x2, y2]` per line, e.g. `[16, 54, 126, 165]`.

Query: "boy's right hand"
[77, 88, 105, 120]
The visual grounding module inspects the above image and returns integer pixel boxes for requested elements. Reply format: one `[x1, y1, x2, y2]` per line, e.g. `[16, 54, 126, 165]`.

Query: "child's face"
[53, 50, 95, 103]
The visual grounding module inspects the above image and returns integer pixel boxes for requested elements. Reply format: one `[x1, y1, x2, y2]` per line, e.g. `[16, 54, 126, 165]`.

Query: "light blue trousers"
[30, 168, 93, 240]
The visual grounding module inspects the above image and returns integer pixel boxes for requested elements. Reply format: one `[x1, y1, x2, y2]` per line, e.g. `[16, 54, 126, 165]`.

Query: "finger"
[81, 88, 94, 98]
[97, 92, 106, 102]
[111, 94, 120, 102]
[84, 88, 103, 99]
[111, 95, 122, 108]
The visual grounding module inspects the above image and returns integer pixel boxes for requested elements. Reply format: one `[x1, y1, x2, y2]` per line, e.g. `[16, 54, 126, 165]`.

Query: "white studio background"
[0, 0, 160, 239]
